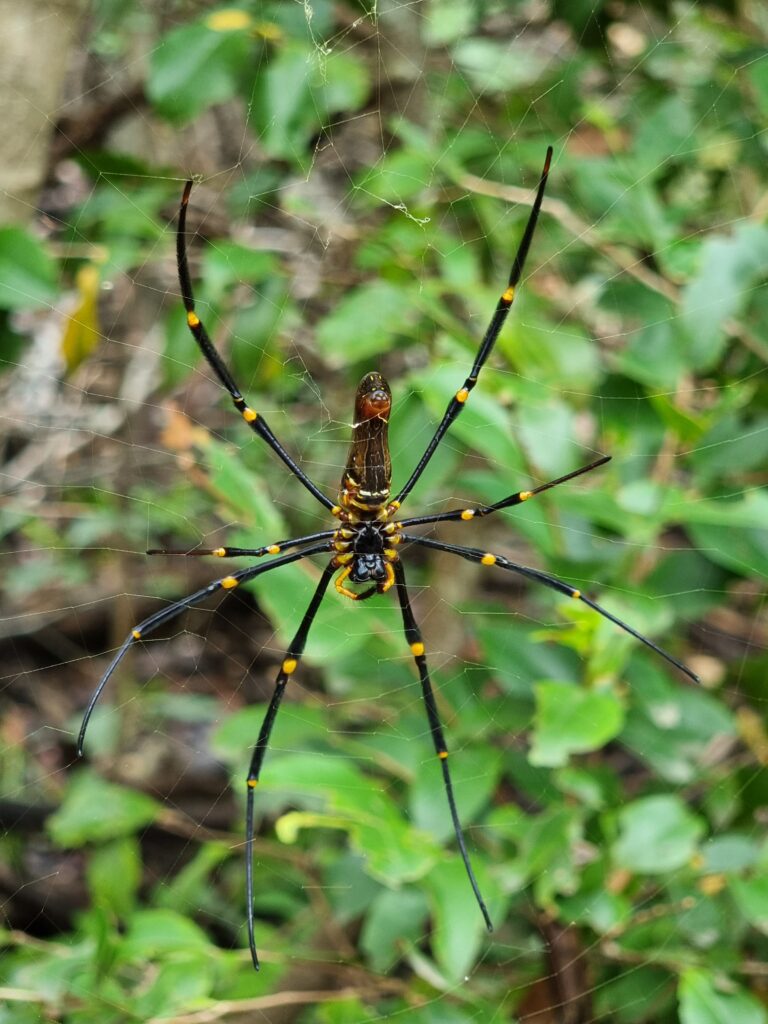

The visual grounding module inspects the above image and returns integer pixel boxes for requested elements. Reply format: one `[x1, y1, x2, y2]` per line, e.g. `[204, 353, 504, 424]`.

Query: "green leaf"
[452, 37, 548, 93]
[132, 956, 216, 1017]
[613, 795, 705, 874]
[596, 965, 676, 1023]
[315, 50, 370, 114]
[250, 43, 370, 165]
[153, 842, 231, 914]
[730, 875, 768, 934]
[701, 834, 759, 874]
[424, 0, 476, 45]
[0, 227, 56, 309]
[202, 431, 286, 533]
[315, 280, 418, 365]
[86, 837, 142, 918]
[148, 21, 251, 122]
[687, 520, 768, 579]
[355, 147, 436, 205]
[268, 753, 440, 885]
[119, 909, 212, 960]
[501, 320, 601, 394]
[476, 619, 580, 698]
[530, 682, 625, 767]
[621, 668, 736, 784]
[360, 888, 429, 971]
[48, 771, 160, 846]
[202, 242, 277, 304]
[425, 857, 496, 981]
[517, 400, 580, 477]
[689, 414, 768, 485]
[682, 224, 768, 369]
[748, 56, 768, 119]
[679, 968, 767, 1024]
[675, 490, 768, 529]
[510, 806, 582, 903]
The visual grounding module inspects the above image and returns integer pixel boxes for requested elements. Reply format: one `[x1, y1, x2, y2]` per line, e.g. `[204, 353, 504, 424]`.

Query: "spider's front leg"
[177, 182, 334, 512]
[395, 146, 553, 508]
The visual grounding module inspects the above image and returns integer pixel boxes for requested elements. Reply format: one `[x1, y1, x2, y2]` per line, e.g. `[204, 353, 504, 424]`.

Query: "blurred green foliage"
[2, 0, 768, 1022]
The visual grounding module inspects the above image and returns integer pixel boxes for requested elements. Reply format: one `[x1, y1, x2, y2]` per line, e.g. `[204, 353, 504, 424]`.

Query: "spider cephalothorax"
[80, 149, 698, 971]
[331, 514, 402, 598]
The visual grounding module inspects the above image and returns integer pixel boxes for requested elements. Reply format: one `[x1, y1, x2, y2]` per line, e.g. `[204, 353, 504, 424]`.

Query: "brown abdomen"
[340, 372, 392, 516]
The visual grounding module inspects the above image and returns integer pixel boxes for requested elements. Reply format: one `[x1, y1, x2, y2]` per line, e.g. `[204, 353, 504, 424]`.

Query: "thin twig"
[456, 171, 768, 364]
[457, 172, 678, 302]
[148, 987, 380, 1024]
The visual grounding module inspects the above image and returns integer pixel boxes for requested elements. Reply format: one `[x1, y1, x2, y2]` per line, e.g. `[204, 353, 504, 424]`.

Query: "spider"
[78, 147, 698, 969]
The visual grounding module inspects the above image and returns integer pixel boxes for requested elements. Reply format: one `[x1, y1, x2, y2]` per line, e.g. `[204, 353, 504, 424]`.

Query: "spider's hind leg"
[244, 557, 336, 970]
[391, 560, 493, 932]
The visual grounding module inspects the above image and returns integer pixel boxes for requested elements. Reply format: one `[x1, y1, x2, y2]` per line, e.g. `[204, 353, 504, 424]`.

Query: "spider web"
[1, 1, 767, 1021]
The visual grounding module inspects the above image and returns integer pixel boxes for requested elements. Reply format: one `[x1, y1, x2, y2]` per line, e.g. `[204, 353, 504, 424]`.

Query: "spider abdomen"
[340, 372, 392, 517]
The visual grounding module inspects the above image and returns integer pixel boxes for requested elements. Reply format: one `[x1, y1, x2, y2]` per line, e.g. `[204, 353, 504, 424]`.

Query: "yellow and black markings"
[334, 566, 358, 600]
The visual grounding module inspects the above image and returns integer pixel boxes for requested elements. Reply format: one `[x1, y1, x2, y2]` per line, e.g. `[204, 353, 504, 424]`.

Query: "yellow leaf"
[60, 264, 101, 373]
[205, 9, 252, 32]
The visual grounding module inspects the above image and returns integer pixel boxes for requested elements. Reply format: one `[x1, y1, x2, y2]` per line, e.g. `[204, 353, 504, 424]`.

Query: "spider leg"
[77, 541, 332, 755]
[178, 183, 335, 512]
[399, 455, 610, 529]
[245, 558, 337, 970]
[147, 529, 336, 558]
[395, 147, 553, 507]
[392, 560, 493, 933]
[401, 534, 699, 684]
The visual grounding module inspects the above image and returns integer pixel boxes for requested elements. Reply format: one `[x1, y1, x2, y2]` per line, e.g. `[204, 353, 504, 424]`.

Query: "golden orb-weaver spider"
[79, 147, 697, 968]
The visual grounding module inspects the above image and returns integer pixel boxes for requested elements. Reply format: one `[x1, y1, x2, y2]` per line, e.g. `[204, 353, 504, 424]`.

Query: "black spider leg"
[178, 182, 335, 512]
[399, 455, 610, 529]
[77, 541, 332, 755]
[147, 529, 336, 559]
[245, 558, 337, 970]
[392, 560, 493, 933]
[402, 535, 699, 684]
[394, 146, 553, 508]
